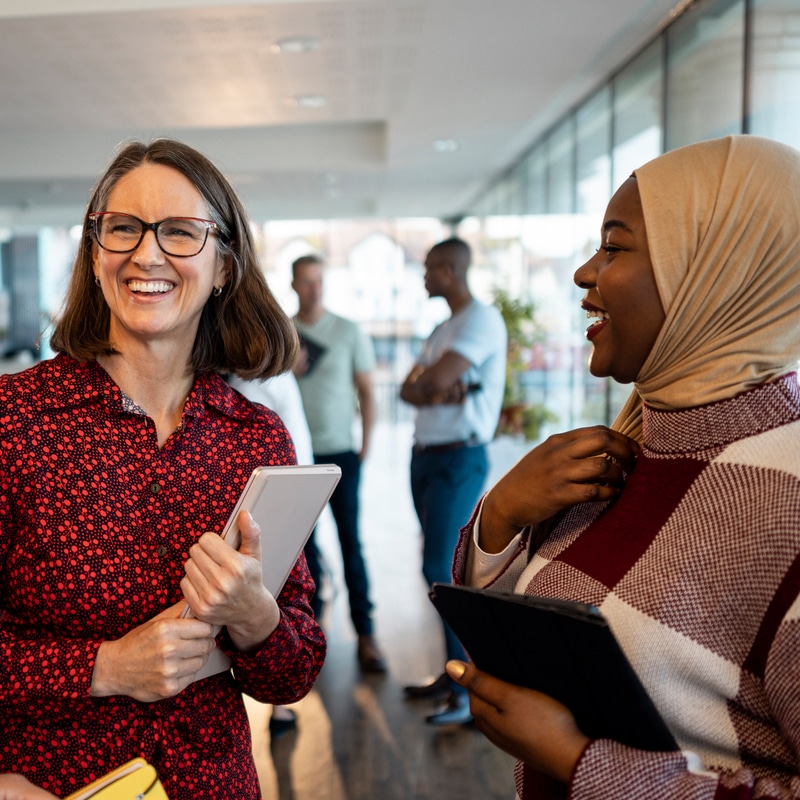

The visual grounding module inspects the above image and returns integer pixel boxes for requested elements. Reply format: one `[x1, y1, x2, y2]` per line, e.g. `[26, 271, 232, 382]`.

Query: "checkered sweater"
[457, 375, 800, 800]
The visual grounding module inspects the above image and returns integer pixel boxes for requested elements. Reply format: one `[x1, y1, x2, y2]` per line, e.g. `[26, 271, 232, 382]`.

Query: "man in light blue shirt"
[400, 238, 507, 724]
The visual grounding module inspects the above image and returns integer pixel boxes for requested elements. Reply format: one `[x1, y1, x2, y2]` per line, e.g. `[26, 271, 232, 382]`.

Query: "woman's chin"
[587, 359, 635, 385]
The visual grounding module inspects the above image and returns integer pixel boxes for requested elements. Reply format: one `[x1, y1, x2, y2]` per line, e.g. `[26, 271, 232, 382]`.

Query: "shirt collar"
[46, 354, 254, 422]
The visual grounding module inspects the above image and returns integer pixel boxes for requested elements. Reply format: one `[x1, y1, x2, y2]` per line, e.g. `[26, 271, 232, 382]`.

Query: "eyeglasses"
[89, 212, 220, 258]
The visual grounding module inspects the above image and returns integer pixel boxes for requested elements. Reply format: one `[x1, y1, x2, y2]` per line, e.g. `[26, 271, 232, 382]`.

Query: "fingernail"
[247, 511, 261, 532]
[445, 659, 466, 679]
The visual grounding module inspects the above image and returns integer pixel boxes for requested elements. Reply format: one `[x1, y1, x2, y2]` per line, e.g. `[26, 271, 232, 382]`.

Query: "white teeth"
[128, 280, 172, 294]
[586, 309, 609, 321]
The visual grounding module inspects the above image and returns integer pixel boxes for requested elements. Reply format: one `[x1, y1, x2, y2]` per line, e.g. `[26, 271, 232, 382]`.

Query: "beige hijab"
[612, 135, 800, 440]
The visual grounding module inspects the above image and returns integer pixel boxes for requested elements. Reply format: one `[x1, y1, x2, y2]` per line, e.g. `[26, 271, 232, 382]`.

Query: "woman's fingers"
[90, 610, 216, 701]
[446, 661, 589, 784]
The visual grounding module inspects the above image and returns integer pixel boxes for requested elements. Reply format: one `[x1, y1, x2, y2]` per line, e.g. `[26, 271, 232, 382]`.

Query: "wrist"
[89, 641, 116, 697]
[550, 732, 591, 785]
[479, 488, 524, 554]
[227, 592, 281, 654]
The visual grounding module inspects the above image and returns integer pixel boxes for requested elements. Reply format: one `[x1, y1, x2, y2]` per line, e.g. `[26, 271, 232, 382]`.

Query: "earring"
[213, 286, 223, 297]
[95, 276, 100, 287]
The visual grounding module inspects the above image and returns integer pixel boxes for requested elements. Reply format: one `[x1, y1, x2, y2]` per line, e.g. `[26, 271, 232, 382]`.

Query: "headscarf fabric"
[612, 135, 800, 440]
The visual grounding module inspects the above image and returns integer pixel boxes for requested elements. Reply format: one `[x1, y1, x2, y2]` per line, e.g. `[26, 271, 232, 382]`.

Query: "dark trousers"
[304, 450, 374, 635]
[411, 444, 488, 687]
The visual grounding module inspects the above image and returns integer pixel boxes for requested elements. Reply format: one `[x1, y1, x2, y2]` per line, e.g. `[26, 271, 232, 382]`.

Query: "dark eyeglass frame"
[89, 211, 220, 258]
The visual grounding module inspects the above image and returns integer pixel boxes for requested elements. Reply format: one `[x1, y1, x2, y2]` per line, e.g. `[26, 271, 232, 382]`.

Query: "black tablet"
[429, 583, 677, 752]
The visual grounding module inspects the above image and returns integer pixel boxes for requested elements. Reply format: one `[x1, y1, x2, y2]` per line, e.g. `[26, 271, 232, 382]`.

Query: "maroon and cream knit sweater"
[456, 375, 800, 800]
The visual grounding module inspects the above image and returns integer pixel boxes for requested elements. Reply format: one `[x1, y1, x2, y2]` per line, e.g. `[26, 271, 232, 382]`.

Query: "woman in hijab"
[446, 135, 800, 799]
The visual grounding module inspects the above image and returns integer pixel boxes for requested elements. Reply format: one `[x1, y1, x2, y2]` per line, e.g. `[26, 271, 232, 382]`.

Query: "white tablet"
[220, 463, 341, 593]
[187, 463, 341, 680]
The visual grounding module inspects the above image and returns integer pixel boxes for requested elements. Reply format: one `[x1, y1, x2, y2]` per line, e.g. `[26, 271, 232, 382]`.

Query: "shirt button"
[150, 482, 161, 494]
[156, 545, 168, 557]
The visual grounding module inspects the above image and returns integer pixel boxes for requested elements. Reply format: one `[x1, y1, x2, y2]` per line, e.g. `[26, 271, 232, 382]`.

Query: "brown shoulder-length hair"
[50, 138, 297, 380]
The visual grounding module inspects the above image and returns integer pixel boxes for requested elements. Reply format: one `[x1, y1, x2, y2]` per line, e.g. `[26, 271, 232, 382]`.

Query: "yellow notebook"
[65, 758, 168, 800]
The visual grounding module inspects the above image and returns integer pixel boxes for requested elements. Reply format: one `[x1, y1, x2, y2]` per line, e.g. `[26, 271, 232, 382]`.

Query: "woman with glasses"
[0, 139, 325, 798]
[445, 136, 800, 799]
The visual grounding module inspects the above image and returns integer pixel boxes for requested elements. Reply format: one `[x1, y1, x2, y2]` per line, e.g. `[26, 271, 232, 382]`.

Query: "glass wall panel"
[610, 40, 665, 418]
[525, 144, 548, 215]
[612, 38, 665, 188]
[575, 88, 614, 426]
[547, 118, 575, 215]
[665, 0, 745, 150]
[749, 0, 800, 148]
[576, 88, 612, 216]
[530, 118, 575, 428]
[494, 170, 525, 216]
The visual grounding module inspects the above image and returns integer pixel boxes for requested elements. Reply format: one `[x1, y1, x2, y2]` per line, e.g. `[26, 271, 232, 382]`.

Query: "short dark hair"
[50, 138, 297, 379]
[430, 236, 472, 282]
[291, 254, 324, 279]
[430, 237, 471, 267]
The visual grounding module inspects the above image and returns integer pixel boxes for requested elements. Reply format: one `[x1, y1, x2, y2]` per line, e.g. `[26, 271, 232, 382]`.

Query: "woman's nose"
[133, 229, 165, 265]
[573, 253, 596, 289]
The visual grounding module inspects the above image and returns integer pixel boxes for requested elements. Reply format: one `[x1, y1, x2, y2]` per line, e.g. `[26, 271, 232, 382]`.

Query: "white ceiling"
[0, 0, 682, 228]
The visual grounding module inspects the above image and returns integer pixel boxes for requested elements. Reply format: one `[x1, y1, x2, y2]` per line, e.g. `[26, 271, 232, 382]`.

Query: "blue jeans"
[304, 450, 374, 636]
[411, 444, 488, 686]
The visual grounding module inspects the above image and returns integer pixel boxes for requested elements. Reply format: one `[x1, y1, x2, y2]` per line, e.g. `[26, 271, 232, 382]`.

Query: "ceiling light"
[433, 139, 460, 153]
[292, 94, 328, 109]
[270, 36, 320, 55]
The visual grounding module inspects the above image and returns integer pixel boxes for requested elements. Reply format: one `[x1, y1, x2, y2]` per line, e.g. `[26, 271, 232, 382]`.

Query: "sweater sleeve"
[452, 499, 531, 590]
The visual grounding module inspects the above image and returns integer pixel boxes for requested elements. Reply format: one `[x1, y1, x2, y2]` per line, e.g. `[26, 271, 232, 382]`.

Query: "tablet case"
[429, 583, 677, 752]
[65, 758, 168, 800]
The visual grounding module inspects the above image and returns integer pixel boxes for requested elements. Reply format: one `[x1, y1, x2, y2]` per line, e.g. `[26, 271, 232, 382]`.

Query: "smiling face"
[92, 162, 229, 356]
[573, 177, 665, 384]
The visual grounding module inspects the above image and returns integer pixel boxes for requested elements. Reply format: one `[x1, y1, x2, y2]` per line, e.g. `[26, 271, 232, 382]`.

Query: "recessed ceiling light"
[433, 139, 460, 153]
[292, 94, 328, 109]
[270, 36, 320, 55]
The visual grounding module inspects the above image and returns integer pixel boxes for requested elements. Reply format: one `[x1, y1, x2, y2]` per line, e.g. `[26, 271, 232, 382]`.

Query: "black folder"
[429, 583, 677, 752]
[297, 332, 326, 375]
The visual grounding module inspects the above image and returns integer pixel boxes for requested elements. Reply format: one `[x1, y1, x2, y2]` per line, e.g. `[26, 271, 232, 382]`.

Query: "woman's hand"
[0, 773, 59, 800]
[90, 600, 217, 702]
[181, 510, 281, 654]
[446, 660, 589, 784]
[480, 426, 639, 553]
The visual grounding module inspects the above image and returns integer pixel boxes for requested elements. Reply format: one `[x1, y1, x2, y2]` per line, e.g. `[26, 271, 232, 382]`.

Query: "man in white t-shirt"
[291, 255, 385, 673]
[400, 238, 507, 725]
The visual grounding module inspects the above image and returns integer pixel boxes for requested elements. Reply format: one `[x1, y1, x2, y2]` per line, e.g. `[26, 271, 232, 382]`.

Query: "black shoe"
[268, 708, 297, 740]
[425, 692, 473, 726]
[357, 634, 388, 673]
[403, 672, 450, 700]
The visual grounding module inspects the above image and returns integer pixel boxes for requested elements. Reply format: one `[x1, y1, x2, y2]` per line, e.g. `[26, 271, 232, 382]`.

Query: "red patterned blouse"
[0, 354, 326, 799]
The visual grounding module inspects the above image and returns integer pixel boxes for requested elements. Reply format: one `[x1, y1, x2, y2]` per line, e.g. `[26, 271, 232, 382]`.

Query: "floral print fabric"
[0, 354, 325, 798]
